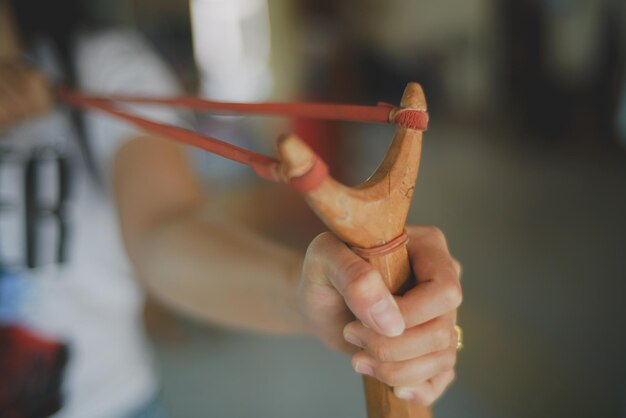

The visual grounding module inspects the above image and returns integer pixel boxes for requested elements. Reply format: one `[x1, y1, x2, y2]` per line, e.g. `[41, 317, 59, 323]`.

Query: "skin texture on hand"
[0, 61, 53, 134]
[299, 225, 462, 406]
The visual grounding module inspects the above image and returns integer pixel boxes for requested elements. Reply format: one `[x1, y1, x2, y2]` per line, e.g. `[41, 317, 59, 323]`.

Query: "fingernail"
[343, 330, 363, 348]
[354, 360, 374, 377]
[395, 387, 416, 402]
[370, 296, 405, 337]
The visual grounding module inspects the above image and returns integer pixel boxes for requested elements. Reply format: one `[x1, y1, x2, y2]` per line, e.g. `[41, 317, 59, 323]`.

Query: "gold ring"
[454, 325, 463, 351]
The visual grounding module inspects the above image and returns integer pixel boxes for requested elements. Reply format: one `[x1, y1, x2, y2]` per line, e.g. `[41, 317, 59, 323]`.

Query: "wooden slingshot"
[278, 82, 430, 418]
[60, 82, 431, 418]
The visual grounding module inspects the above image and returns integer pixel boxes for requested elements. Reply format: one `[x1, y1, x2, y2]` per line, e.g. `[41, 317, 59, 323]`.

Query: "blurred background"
[80, 0, 626, 417]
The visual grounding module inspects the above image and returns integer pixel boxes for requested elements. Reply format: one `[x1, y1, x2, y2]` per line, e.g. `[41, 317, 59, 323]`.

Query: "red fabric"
[0, 325, 68, 418]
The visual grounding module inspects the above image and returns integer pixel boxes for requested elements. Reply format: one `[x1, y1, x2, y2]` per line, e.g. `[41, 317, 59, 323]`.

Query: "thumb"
[312, 233, 405, 337]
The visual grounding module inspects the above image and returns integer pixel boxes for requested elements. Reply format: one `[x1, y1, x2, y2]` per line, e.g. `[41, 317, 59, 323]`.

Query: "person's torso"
[0, 35, 157, 418]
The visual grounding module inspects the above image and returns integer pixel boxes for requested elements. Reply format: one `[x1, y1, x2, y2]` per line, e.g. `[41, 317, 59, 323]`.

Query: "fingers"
[338, 225, 461, 405]
[304, 226, 461, 407]
[307, 232, 405, 337]
[347, 315, 457, 390]
[398, 226, 463, 328]
[394, 370, 456, 405]
[343, 312, 456, 363]
[351, 344, 457, 388]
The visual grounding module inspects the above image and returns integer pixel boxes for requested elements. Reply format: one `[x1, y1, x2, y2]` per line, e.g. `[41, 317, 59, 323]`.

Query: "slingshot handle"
[361, 246, 431, 418]
[278, 82, 430, 418]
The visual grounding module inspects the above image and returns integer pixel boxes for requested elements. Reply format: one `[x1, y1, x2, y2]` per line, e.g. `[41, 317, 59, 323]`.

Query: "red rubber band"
[351, 230, 409, 259]
[289, 157, 329, 193]
[61, 89, 429, 130]
[58, 88, 282, 182]
[56, 88, 428, 186]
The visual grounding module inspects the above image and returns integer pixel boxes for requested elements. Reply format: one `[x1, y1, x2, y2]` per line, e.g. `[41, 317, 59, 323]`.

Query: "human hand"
[299, 225, 462, 405]
[0, 61, 52, 133]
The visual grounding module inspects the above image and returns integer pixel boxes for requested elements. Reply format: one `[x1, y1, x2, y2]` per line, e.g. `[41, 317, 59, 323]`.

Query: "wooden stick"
[278, 83, 431, 418]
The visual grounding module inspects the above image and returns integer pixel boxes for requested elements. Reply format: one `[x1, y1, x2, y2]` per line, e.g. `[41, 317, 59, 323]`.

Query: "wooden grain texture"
[278, 82, 431, 418]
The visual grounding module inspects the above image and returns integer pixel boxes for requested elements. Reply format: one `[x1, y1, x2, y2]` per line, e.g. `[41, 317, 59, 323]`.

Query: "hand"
[299, 225, 462, 405]
[0, 61, 52, 133]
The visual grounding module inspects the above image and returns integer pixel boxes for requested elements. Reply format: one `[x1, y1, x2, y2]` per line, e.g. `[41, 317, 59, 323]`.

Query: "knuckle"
[452, 258, 463, 276]
[412, 389, 435, 406]
[307, 233, 351, 269]
[423, 225, 446, 243]
[375, 366, 399, 386]
[305, 232, 340, 271]
[441, 351, 457, 371]
[441, 279, 463, 309]
[307, 232, 334, 253]
[369, 339, 392, 362]
[431, 327, 452, 351]
[343, 262, 376, 301]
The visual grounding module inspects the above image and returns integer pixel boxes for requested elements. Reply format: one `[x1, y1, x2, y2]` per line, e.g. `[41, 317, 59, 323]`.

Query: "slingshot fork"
[277, 82, 431, 418]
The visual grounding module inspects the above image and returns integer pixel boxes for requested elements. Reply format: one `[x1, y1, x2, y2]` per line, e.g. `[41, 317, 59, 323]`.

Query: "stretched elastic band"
[351, 230, 409, 259]
[56, 88, 428, 186]
[289, 157, 329, 193]
[58, 88, 282, 182]
[61, 89, 429, 130]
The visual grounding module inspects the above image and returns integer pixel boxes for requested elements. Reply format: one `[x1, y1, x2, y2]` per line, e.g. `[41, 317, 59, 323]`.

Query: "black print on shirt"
[0, 147, 73, 270]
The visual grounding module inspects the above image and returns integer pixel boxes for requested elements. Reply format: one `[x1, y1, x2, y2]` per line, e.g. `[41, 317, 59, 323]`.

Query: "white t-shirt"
[0, 29, 181, 418]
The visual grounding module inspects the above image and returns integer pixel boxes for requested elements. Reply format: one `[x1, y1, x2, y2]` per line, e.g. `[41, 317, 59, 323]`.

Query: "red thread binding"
[393, 109, 429, 131]
[351, 230, 409, 259]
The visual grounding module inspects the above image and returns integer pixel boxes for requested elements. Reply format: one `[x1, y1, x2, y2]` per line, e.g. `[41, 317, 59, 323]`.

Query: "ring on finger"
[454, 325, 463, 352]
